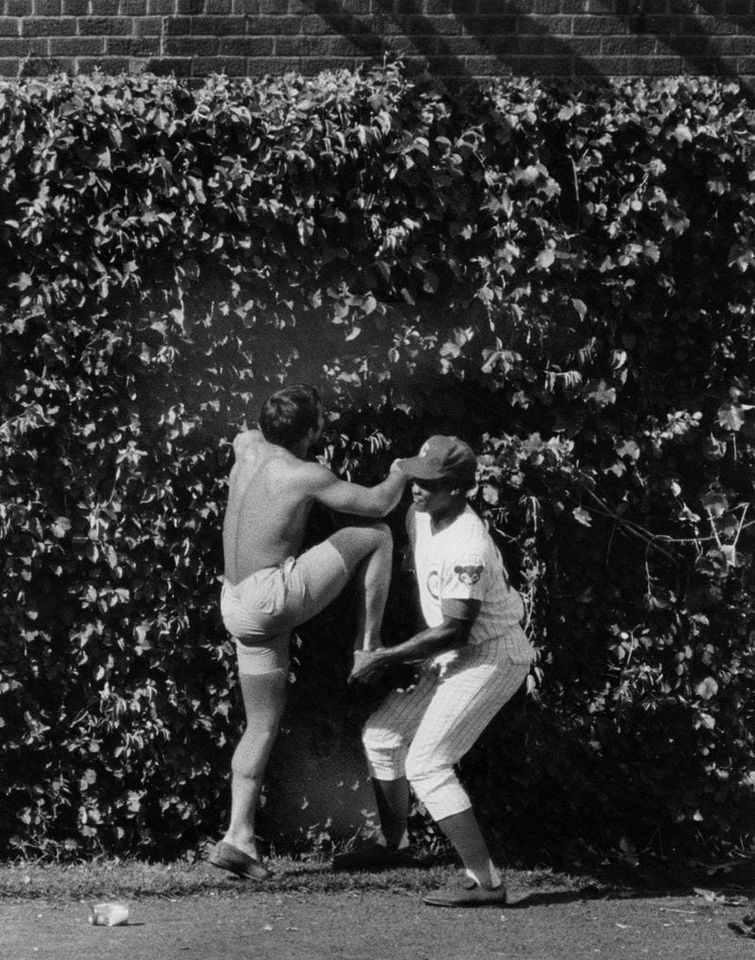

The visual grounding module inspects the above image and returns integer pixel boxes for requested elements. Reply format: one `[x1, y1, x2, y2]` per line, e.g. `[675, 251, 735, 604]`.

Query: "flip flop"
[208, 840, 272, 880]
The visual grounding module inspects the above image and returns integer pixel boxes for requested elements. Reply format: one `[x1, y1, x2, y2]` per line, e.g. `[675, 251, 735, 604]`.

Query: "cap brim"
[398, 456, 448, 480]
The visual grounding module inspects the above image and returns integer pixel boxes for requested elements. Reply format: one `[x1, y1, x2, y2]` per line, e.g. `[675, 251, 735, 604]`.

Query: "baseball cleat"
[208, 840, 272, 880]
[332, 841, 420, 871]
[422, 877, 508, 907]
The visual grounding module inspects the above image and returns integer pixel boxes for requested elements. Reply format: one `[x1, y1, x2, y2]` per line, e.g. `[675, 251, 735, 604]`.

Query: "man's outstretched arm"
[306, 460, 408, 518]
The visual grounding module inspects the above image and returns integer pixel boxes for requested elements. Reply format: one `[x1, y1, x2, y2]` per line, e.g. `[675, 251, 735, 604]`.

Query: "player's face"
[411, 477, 455, 515]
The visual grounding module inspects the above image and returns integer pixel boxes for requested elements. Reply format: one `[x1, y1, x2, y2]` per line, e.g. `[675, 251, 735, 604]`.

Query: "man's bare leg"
[301, 522, 394, 652]
[331, 524, 393, 651]
[221, 669, 288, 863]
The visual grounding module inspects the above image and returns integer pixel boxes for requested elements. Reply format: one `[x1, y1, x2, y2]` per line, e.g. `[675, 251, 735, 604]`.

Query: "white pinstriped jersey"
[412, 505, 533, 664]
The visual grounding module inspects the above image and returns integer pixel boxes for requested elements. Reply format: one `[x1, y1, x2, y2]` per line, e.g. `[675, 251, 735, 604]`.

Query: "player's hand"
[389, 458, 408, 479]
[348, 649, 389, 686]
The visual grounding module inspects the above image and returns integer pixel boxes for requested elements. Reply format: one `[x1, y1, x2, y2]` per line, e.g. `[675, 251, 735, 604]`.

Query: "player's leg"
[290, 522, 393, 651]
[404, 644, 529, 898]
[210, 643, 289, 879]
[333, 674, 436, 869]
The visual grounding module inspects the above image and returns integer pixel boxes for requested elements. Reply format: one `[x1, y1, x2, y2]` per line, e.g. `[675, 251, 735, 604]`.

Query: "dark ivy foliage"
[0, 64, 754, 865]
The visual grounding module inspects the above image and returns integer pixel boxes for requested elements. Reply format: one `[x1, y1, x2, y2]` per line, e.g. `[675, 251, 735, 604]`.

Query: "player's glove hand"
[348, 649, 390, 686]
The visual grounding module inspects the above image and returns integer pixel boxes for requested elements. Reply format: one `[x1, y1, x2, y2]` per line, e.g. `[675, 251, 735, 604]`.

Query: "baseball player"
[335, 435, 533, 907]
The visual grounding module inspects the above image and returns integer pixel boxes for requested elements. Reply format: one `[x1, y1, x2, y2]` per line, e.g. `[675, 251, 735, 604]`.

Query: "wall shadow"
[298, 0, 751, 90]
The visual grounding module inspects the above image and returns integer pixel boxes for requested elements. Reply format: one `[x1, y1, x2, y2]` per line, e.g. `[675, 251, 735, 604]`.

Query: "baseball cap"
[398, 435, 478, 486]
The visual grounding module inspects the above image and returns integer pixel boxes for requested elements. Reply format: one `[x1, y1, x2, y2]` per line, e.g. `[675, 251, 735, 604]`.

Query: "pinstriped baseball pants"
[362, 635, 531, 821]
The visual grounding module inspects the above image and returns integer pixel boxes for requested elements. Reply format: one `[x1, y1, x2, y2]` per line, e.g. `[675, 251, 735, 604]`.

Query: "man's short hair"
[258, 384, 322, 450]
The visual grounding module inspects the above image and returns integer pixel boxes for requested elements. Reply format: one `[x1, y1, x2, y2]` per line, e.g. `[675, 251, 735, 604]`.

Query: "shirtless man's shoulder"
[231, 429, 331, 493]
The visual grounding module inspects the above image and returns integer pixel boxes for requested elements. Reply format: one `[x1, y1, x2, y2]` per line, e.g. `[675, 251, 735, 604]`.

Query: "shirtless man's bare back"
[208, 384, 407, 881]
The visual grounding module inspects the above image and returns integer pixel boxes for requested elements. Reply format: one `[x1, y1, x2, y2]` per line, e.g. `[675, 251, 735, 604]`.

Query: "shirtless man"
[208, 383, 408, 880]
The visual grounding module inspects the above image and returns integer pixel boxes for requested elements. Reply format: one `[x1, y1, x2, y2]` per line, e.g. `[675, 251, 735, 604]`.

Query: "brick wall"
[1, 0, 753, 83]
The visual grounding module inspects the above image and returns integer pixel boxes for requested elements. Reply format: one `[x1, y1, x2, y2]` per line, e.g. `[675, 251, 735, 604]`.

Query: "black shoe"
[332, 841, 420, 872]
[423, 877, 508, 907]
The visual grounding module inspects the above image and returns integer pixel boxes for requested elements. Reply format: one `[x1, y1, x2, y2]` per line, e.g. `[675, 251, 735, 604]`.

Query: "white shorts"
[221, 540, 349, 676]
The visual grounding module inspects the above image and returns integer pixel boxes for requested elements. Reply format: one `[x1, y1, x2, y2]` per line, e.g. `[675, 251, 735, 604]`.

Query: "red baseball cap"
[398, 435, 478, 487]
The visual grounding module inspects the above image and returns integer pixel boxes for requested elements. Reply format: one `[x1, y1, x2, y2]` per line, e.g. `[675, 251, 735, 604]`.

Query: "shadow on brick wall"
[301, 0, 748, 91]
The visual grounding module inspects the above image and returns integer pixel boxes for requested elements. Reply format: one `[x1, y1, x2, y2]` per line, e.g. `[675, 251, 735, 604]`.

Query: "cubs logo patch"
[454, 564, 484, 586]
[426, 569, 440, 601]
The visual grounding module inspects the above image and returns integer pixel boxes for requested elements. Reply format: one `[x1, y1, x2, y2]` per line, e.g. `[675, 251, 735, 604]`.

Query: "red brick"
[597, 54, 682, 72]
[75, 55, 132, 71]
[328, 34, 389, 56]
[568, 35, 602, 55]
[275, 34, 330, 55]
[572, 14, 634, 32]
[34, 0, 62, 14]
[422, 0, 454, 10]
[49, 36, 106, 54]
[0, 16, 18, 33]
[337, 0, 371, 10]
[0, 36, 47, 54]
[107, 36, 161, 54]
[120, 0, 150, 13]
[515, 34, 549, 53]
[232, 0, 260, 11]
[148, 0, 175, 12]
[218, 34, 273, 53]
[249, 14, 301, 32]
[434, 35, 487, 54]
[205, 0, 233, 10]
[477, 0, 519, 10]
[293, 54, 360, 73]
[22, 16, 77, 34]
[725, 0, 751, 12]
[418, 54, 466, 74]
[259, 0, 287, 11]
[190, 14, 247, 31]
[503, 54, 574, 73]
[5, 0, 27, 13]
[134, 16, 162, 33]
[299, 14, 345, 33]
[0, 56, 20, 74]
[164, 15, 192, 32]
[94, 0, 120, 11]
[378, 14, 451, 33]
[192, 54, 246, 70]
[246, 53, 307, 72]
[176, 0, 203, 11]
[679, 54, 739, 70]
[62, 0, 89, 13]
[518, 13, 571, 30]
[459, 15, 516, 34]
[682, 13, 735, 31]
[145, 54, 194, 72]
[165, 35, 219, 53]
[602, 35, 658, 53]
[79, 16, 133, 33]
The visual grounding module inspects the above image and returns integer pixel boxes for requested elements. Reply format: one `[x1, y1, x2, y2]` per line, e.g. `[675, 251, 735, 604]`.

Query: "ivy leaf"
[535, 248, 555, 270]
[51, 517, 71, 538]
[717, 403, 752, 431]
[571, 298, 587, 320]
[572, 507, 592, 526]
[695, 677, 719, 700]
[585, 380, 616, 407]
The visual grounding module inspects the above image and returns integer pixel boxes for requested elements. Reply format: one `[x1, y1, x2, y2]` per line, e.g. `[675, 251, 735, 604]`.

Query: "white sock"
[465, 860, 502, 889]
